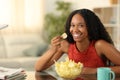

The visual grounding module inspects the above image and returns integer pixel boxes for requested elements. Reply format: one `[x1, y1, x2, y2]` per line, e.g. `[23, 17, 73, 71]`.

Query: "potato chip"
[61, 33, 67, 39]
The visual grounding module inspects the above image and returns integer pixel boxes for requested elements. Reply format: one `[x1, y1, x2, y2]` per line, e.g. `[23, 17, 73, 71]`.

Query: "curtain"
[0, 0, 44, 34]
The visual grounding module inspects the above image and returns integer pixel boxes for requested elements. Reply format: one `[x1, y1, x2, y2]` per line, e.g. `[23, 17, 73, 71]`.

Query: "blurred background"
[0, 0, 119, 71]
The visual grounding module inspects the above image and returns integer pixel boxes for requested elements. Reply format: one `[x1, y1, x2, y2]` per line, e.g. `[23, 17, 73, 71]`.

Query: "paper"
[0, 67, 26, 80]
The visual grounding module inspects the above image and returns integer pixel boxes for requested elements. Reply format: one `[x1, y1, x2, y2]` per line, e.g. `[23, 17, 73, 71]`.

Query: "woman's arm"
[35, 36, 62, 71]
[35, 36, 69, 71]
[96, 40, 120, 65]
[95, 40, 120, 73]
[81, 40, 120, 74]
[35, 47, 63, 71]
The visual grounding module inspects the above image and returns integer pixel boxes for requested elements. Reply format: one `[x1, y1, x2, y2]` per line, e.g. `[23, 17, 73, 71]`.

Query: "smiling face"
[70, 14, 88, 42]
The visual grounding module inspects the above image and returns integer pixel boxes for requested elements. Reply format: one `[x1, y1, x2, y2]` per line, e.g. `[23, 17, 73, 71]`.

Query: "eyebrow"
[70, 22, 86, 25]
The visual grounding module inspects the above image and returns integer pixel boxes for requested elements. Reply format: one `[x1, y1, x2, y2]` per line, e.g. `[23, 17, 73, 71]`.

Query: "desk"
[79, 74, 120, 80]
[26, 71, 120, 80]
[26, 71, 57, 80]
[35, 71, 57, 80]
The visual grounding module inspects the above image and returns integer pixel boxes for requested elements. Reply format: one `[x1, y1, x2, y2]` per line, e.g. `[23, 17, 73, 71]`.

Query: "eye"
[78, 24, 84, 28]
[70, 24, 75, 28]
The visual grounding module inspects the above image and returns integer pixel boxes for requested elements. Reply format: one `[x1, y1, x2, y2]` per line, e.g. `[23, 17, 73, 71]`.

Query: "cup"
[97, 67, 115, 80]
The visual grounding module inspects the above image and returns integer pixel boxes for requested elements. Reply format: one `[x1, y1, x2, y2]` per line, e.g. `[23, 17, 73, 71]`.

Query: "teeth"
[73, 34, 81, 37]
[74, 34, 79, 37]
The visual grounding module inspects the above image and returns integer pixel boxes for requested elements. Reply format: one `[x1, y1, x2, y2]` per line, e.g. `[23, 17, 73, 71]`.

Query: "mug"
[97, 67, 115, 80]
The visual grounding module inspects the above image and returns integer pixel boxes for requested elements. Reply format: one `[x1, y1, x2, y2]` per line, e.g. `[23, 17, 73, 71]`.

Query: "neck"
[76, 39, 90, 52]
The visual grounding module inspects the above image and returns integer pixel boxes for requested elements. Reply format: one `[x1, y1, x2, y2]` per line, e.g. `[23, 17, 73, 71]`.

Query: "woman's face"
[70, 14, 88, 42]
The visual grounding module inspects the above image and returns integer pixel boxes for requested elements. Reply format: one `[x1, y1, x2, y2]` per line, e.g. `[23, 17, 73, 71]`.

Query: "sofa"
[0, 34, 48, 71]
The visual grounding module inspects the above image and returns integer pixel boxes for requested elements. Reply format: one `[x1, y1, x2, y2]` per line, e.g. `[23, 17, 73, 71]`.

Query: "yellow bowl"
[55, 57, 83, 79]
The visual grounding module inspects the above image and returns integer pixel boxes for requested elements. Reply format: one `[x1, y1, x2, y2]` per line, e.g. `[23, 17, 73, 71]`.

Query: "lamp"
[0, 24, 8, 30]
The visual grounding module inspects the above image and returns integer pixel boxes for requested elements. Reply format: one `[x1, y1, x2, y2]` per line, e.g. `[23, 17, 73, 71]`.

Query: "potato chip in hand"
[61, 33, 67, 39]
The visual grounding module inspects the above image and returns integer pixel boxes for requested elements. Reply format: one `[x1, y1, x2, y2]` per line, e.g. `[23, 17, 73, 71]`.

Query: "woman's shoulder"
[95, 40, 112, 47]
[94, 40, 114, 55]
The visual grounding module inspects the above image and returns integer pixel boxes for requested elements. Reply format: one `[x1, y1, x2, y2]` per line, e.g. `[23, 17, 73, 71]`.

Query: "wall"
[43, 0, 111, 13]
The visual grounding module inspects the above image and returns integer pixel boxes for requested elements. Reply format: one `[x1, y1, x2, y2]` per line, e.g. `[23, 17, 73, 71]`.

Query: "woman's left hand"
[81, 67, 97, 74]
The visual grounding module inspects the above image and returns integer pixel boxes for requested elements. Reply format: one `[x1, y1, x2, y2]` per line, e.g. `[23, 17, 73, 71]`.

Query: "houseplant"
[42, 1, 72, 43]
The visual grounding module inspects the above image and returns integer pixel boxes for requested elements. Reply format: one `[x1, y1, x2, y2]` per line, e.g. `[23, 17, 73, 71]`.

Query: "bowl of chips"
[55, 57, 83, 79]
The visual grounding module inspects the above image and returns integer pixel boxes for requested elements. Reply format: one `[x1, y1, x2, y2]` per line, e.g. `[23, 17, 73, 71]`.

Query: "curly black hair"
[65, 9, 113, 45]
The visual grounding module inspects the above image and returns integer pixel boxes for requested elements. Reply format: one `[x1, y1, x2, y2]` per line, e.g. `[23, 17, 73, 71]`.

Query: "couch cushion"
[0, 36, 7, 58]
[0, 59, 21, 68]
[2, 34, 43, 58]
[23, 43, 48, 57]
[0, 57, 39, 71]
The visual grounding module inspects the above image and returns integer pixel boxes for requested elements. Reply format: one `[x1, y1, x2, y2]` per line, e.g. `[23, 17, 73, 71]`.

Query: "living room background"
[0, 0, 119, 71]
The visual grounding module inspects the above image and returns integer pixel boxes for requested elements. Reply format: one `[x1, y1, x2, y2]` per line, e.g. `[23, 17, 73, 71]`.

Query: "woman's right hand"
[50, 36, 62, 52]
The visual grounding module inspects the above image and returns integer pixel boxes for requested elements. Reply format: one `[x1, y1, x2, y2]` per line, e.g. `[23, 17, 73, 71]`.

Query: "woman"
[35, 9, 120, 75]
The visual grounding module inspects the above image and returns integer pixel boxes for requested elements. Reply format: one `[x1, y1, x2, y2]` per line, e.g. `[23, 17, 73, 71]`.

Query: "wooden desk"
[79, 74, 120, 80]
[26, 71, 120, 80]
[35, 71, 57, 80]
[26, 71, 36, 80]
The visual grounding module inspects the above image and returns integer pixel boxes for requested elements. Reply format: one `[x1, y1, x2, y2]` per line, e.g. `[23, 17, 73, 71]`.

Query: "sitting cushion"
[23, 43, 48, 57]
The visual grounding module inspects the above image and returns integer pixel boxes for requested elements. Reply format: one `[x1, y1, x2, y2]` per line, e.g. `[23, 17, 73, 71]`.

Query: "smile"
[73, 33, 82, 38]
